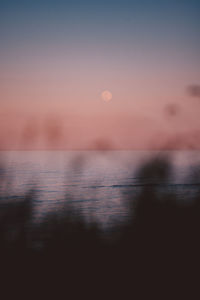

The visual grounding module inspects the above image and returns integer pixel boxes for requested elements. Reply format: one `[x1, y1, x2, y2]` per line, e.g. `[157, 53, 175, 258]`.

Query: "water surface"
[1, 150, 200, 229]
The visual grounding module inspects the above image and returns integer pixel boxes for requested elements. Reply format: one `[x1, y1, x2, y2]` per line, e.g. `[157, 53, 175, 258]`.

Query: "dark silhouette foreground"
[0, 157, 200, 299]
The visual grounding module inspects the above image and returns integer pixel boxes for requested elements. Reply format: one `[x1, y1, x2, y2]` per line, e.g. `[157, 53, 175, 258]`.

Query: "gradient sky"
[0, 0, 200, 149]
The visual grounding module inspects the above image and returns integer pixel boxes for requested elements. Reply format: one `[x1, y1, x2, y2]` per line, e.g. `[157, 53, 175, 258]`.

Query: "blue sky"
[0, 0, 200, 149]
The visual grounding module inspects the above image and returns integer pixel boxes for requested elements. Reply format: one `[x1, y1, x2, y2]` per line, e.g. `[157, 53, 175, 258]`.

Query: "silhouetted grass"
[0, 156, 200, 299]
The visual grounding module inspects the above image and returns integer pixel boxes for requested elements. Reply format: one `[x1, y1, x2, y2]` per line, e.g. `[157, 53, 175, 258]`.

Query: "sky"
[0, 0, 200, 149]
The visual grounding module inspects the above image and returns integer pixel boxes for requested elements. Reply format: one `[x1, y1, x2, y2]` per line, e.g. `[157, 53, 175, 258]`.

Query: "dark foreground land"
[0, 157, 200, 299]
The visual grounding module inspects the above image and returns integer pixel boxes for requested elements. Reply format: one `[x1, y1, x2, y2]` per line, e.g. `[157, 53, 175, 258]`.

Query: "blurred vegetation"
[0, 156, 200, 299]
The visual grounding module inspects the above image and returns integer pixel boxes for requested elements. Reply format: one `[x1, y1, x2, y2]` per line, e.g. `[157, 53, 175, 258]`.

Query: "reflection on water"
[1, 150, 200, 229]
[1, 151, 200, 298]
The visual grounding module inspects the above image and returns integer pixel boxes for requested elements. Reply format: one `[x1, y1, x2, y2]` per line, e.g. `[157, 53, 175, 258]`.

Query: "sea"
[0, 150, 200, 230]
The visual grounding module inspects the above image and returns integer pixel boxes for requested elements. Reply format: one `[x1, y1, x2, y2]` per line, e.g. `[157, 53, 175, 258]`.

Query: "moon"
[101, 90, 112, 102]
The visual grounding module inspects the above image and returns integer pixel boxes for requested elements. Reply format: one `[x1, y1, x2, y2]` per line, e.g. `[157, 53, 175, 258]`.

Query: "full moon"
[101, 90, 112, 102]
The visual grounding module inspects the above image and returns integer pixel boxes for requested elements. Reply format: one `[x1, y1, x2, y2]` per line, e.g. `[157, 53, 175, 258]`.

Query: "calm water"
[1, 150, 200, 229]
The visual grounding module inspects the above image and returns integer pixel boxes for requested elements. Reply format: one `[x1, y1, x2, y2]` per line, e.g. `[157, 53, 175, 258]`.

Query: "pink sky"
[1, 67, 200, 150]
[1, 3, 200, 150]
